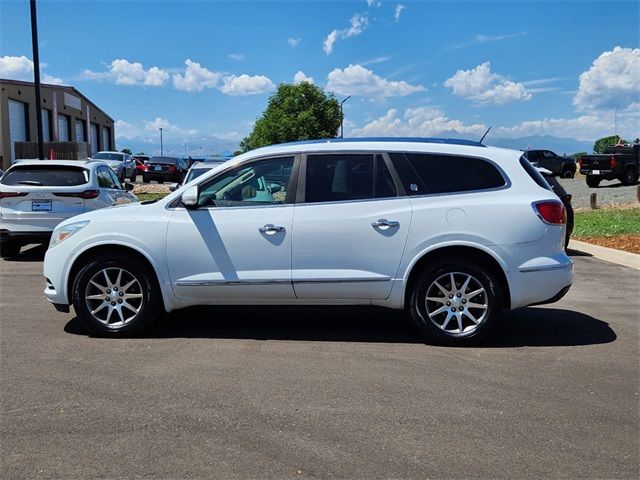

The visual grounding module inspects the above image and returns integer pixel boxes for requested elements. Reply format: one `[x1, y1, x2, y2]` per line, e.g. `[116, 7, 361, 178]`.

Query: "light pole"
[30, 0, 44, 160]
[340, 95, 351, 138]
[159, 127, 163, 156]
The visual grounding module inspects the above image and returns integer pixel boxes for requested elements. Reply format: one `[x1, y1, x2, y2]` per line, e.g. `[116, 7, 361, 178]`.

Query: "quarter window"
[97, 167, 116, 189]
[304, 154, 397, 203]
[400, 153, 506, 194]
[198, 156, 294, 207]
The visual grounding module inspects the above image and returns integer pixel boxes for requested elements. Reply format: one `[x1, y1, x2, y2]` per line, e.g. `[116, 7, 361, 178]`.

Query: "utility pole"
[159, 127, 163, 156]
[614, 105, 619, 139]
[30, 0, 44, 160]
[340, 95, 351, 138]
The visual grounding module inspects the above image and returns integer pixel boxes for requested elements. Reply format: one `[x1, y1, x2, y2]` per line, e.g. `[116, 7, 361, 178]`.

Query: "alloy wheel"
[424, 272, 488, 336]
[84, 267, 144, 327]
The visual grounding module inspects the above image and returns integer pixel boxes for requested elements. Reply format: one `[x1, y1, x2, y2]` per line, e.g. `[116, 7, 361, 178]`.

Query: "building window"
[57, 114, 70, 142]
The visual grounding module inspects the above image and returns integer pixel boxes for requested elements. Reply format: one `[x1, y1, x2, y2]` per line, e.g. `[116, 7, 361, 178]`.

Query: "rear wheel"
[72, 254, 161, 336]
[142, 176, 150, 184]
[0, 242, 21, 258]
[621, 168, 637, 186]
[586, 175, 601, 188]
[408, 259, 502, 346]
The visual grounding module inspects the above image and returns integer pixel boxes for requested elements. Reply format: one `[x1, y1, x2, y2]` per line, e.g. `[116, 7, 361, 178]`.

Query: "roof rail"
[274, 137, 486, 148]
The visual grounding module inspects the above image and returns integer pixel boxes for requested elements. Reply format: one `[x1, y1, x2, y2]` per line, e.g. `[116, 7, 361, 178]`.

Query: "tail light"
[610, 156, 617, 169]
[0, 192, 28, 200]
[54, 189, 100, 199]
[533, 201, 566, 225]
[578, 158, 584, 168]
[168, 165, 177, 173]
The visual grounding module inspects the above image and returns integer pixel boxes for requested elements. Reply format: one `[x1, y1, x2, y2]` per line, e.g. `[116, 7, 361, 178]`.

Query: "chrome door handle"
[259, 224, 285, 234]
[371, 219, 399, 229]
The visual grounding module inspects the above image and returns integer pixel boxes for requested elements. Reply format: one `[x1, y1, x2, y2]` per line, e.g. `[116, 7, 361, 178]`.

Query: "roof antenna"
[479, 126, 492, 144]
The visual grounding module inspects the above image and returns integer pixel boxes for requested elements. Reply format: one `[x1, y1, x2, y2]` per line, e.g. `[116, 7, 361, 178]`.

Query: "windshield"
[1, 165, 89, 186]
[93, 153, 122, 161]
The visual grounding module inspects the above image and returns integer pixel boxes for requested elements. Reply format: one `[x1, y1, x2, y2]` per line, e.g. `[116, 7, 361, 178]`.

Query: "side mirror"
[182, 185, 199, 209]
[124, 182, 134, 191]
[169, 183, 179, 192]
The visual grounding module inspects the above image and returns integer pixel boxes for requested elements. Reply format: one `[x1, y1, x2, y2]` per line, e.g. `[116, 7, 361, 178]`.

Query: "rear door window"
[304, 154, 397, 203]
[1, 165, 89, 186]
[400, 153, 506, 194]
[97, 166, 117, 189]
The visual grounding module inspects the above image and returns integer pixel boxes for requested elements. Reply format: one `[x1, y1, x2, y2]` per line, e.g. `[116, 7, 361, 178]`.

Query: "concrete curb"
[568, 239, 640, 271]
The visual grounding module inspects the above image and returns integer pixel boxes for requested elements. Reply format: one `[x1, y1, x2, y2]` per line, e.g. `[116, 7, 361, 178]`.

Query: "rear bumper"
[509, 254, 574, 309]
[0, 229, 52, 245]
[143, 171, 180, 181]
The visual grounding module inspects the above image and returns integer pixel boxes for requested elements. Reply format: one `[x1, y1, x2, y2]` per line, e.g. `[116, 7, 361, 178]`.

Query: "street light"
[159, 127, 163, 156]
[340, 95, 351, 138]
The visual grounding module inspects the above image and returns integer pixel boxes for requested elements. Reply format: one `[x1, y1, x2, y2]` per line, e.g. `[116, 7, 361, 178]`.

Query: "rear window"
[398, 153, 506, 194]
[519, 156, 552, 191]
[150, 157, 180, 165]
[93, 153, 122, 161]
[1, 165, 89, 186]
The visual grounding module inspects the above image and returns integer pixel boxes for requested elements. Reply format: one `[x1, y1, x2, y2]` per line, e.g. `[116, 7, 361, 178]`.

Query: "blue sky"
[1, 0, 639, 155]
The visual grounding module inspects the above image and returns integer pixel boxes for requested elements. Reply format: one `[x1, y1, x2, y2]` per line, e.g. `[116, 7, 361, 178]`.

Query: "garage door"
[42, 108, 51, 142]
[90, 123, 99, 155]
[75, 119, 86, 142]
[8, 99, 28, 163]
[102, 126, 111, 151]
[57, 114, 69, 141]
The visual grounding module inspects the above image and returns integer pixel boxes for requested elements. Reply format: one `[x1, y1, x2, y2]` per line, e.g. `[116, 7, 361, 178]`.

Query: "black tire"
[158, 179, 164, 184]
[586, 175, 601, 188]
[120, 171, 126, 182]
[621, 168, 637, 186]
[561, 168, 574, 179]
[0, 242, 21, 258]
[408, 259, 503, 346]
[71, 253, 161, 336]
[142, 176, 150, 184]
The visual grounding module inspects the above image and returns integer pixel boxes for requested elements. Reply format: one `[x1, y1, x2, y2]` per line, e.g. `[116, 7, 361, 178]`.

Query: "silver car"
[91, 151, 136, 182]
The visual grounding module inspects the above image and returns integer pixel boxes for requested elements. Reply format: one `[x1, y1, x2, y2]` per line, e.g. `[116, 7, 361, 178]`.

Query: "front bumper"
[1, 229, 52, 245]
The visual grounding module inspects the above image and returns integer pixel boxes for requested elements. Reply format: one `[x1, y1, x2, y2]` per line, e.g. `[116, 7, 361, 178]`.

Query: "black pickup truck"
[579, 144, 640, 187]
[522, 149, 576, 178]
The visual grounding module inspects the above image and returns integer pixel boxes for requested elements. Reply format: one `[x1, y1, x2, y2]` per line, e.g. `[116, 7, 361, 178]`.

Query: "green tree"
[120, 148, 132, 155]
[570, 152, 588, 160]
[593, 135, 624, 153]
[240, 82, 342, 152]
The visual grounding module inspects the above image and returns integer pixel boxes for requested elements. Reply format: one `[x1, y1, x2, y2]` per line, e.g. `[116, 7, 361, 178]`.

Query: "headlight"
[49, 221, 90, 249]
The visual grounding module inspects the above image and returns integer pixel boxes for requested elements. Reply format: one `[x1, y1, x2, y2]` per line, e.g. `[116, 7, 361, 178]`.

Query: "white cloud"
[0, 55, 64, 84]
[323, 13, 369, 55]
[287, 38, 301, 47]
[144, 117, 198, 136]
[293, 71, 314, 84]
[82, 59, 169, 86]
[394, 4, 405, 21]
[172, 59, 221, 92]
[573, 46, 640, 112]
[448, 31, 528, 50]
[228, 53, 245, 61]
[326, 64, 425, 98]
[351, 107, 487, 137]
[219, 74, 275, 96]
[113, 120, 140, 139]
[366, 0, 381, 7]
[444, 62, 531, 105]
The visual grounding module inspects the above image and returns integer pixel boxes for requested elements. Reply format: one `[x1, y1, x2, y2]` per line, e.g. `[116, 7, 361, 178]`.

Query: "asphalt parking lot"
[1, 248, 638, 479]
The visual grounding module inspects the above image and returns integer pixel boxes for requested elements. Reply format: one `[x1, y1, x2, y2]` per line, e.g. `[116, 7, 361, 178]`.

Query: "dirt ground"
[577, 234, 640, 254]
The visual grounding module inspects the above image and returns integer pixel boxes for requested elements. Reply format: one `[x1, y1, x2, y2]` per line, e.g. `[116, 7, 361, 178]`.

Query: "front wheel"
[408, 259, 502, 346]
[586, 175, 601, 188]
[72, 254, 161, 336]
[562, 168, 574, 179]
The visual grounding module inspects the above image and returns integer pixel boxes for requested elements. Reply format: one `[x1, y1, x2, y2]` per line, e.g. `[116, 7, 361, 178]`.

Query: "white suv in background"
[0, 160, 137, 257]
[43, 138, 573, 345]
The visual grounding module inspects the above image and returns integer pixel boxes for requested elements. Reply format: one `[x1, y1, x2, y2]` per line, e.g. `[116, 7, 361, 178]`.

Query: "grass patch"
[573, 207, 640, 238]
[135, 192, 169, 202]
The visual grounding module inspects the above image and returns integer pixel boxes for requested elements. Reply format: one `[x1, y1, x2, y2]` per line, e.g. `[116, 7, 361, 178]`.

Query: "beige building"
[0, 79, 116, 170]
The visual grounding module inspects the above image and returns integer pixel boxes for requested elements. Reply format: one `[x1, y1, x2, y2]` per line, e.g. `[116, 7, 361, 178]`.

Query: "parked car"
[91, 151, 136, 182]
[523, 149, 576, 178]
[169, 159, 228, 191]
[43, 138, 573, 345]
[142, 157, 188, 184]
[0, 160, 137, 257]
[133, 155, 150, 177]
[537, 167, 574, 249]
[579, 144, 640, 187]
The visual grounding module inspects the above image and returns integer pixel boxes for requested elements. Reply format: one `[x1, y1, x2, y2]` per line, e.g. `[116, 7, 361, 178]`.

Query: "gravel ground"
[558, 176, 639, 210]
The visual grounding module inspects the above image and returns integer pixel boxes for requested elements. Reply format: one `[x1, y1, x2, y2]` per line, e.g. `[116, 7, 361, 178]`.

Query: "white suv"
[43, 139, 573, 345]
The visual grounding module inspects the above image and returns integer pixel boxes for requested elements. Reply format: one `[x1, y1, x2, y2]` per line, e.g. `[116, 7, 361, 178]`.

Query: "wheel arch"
[403, 245, 511, 310]
[66, 243, 166, 310]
